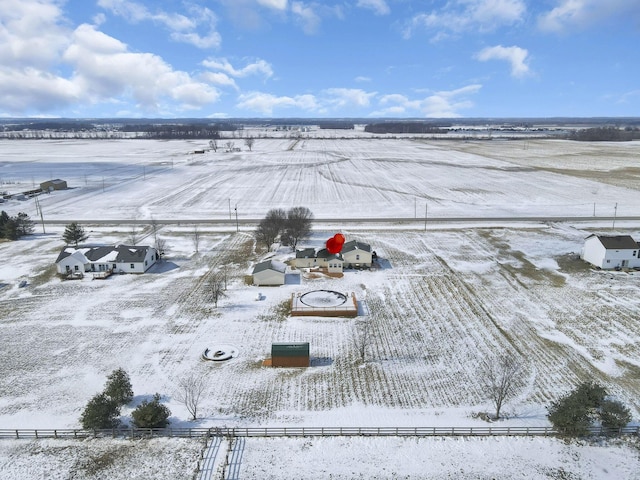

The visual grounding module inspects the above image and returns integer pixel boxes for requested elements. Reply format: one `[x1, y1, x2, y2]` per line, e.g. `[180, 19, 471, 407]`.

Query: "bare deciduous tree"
[175, 373, 207, 421]
[480, 354, 526, 420]
[224, 141, 235, 152]
[352, 319, 372, 363]
[209, 139, 218, 152]
[255, 208, 287, 251]
[192, 225, 201, 253]
[284, 206, 313, 249]
[128, 223, 140, 245]
[207, 271, 228, 307]
[244, 137, 255, 151]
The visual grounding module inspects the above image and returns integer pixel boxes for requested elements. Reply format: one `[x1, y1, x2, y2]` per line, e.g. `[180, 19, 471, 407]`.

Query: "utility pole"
[234, 204, 239, 233]
[424, 203, 428, 232]
[612, 202, 617, 230]
[34, 195, 45, 234]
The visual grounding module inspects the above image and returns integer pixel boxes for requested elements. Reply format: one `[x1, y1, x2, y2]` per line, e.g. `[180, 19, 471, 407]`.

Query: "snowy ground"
[0, 137, 639, 478]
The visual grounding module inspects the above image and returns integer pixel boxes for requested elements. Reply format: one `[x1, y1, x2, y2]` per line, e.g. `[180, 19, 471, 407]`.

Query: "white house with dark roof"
[55, 245, 159, 275]
[315, 248, 344, 273]
[294, 248, 317, 269]
[581, 235, 640, 269]
[341, 240, 373, 269]
[252, 260, 287, 286]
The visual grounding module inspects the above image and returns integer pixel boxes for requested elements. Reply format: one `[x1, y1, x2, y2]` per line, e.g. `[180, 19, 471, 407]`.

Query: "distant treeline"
[364, 122, 450, 134]
[120, 123, 236, 139]
[566, 126, 640, 141]
[318, 122, 354, 130]
[0, 121, 239, 140]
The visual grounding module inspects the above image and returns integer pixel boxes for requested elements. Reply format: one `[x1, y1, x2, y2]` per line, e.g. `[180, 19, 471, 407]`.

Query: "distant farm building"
[581, 235, 640, 269]
[269, 342, 310, 368]
[40, 179, 67, 191]
[252, 260, 287, 286]
[56, 245, 159, 276]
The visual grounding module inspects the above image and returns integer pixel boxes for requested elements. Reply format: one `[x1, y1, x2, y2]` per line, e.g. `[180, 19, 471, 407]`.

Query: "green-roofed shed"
[271, 342, 310, 367]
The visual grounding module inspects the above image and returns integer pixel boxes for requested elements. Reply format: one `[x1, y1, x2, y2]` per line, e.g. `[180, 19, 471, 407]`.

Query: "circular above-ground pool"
[202, 344, 239, 362]
[299, 290, 347, 307]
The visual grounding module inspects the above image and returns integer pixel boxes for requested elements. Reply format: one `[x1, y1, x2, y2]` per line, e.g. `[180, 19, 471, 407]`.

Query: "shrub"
[80, 393, 121, 430]
[131, 394, 171, 428]
[104, 368, 133, 407]
[600, 399, 632, 431]
[547, 382, 631, 437]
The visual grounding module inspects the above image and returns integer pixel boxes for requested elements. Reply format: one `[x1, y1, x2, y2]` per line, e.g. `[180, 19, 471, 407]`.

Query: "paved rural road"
[37, 216, 640, 226]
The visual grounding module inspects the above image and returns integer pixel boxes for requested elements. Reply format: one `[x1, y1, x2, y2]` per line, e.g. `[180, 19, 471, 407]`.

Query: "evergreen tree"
[600, 399, 632, 430]
[131, 393, 171, 428]
[80, 393, 120, 429]
[62, 222, 88, 246]
[547, 382, 630, 436]
[103, 368, 133, 407]
[14, 212, 34, 237]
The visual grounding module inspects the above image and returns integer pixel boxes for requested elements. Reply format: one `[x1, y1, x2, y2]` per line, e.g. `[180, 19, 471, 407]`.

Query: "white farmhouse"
[252, 260, 287, 286]
[580, 235, 640, 269]
[341, 240, 373, 269]
[56, 245, 159, 275]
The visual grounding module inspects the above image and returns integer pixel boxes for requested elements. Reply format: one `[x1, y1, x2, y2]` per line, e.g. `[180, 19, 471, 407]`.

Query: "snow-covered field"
[0, 137, 639, 478]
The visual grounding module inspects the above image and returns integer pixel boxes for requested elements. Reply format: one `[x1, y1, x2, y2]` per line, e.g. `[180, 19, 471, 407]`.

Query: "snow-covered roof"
[252, 259, 287, 275]
[342, 240, 371, 254]
[56, 245, 154, 264]
[316, 248, 343, 261]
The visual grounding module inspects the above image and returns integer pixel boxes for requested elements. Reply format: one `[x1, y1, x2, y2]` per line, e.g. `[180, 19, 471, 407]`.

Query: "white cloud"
[538, 0, 640, 33]
[355, 76, 372, 83]
[200, 72, 239, 90]
[475, 45, 531, 78]
[237, 92, 318, 115]
[202, 58, 274, 79]
[63, 24, 219, 111]
[323, 88, 377, 108]
[257, 0, 288, 10]
[373, 85, 482, 117]
[0, 0, 69, 70]
[97, 0, 221, 49]
[357, 0, 390, 16]
[404, 0, 526, 39]
[291, 2, 322, 34]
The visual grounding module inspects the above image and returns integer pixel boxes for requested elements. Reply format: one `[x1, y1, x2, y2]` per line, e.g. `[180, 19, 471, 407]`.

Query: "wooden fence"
[1, 425, 638, 440]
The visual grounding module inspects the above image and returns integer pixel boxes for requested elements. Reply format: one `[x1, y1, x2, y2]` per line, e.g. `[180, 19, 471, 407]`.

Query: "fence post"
[15, 430, 19, 439]
[35, 430, 38, 439]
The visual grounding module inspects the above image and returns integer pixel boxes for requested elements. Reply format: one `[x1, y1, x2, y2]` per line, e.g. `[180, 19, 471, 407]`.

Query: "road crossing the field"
[36, 215, 640, 228]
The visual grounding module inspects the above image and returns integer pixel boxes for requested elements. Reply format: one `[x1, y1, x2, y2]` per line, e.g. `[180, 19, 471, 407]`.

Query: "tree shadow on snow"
[310, 357, 333, 367]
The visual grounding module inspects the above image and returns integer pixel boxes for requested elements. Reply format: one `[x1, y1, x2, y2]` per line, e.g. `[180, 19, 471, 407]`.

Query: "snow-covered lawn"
[0, 138, 639, 478]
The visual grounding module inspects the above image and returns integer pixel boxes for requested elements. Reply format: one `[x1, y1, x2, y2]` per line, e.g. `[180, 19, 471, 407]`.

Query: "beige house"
[341, 240, 373, 269]
[252, 260, 287, 286]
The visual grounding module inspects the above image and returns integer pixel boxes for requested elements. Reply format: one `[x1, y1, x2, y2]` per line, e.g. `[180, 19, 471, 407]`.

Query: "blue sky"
[1, 0, 639, 118]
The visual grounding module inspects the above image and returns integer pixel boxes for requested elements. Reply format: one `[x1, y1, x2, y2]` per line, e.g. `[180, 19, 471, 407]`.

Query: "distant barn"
[40, 179, 67, 191]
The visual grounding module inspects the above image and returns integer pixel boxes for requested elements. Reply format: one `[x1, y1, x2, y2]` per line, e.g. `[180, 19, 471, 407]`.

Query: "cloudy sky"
[1, 0, 639, 118]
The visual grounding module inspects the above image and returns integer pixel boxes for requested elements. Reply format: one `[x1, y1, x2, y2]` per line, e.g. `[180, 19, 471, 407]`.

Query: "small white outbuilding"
[252, 260, 287, 286]
[580, 234, 640, 269]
